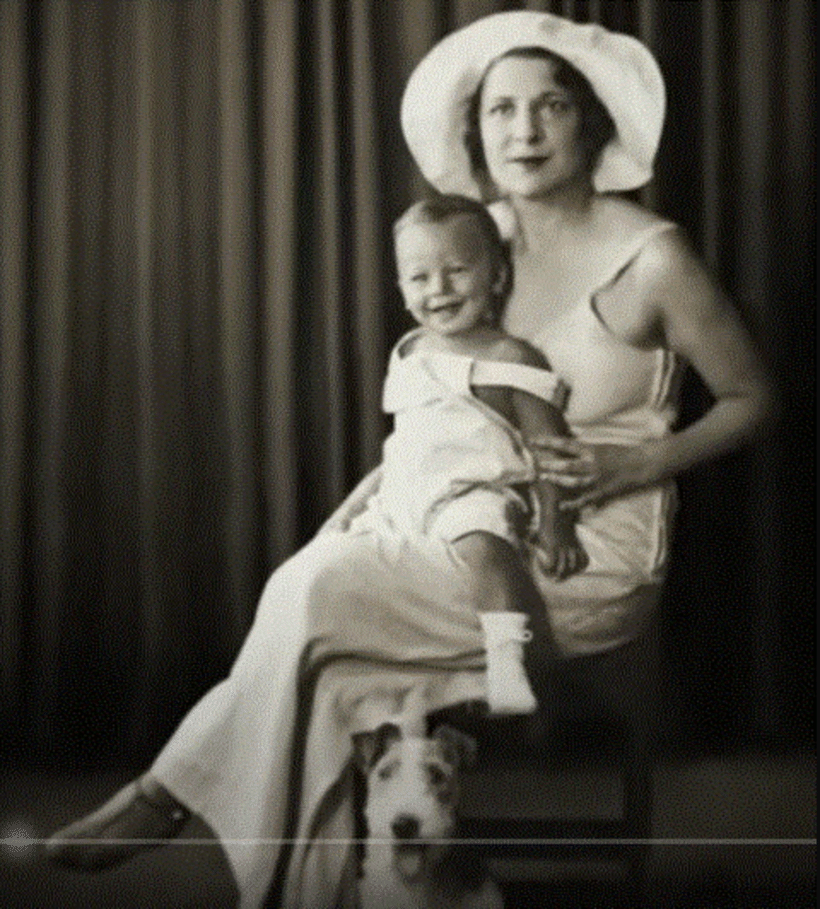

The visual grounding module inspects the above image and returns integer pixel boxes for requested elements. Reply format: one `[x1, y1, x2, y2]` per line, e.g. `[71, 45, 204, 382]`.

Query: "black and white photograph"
[1, 2, 814, 907]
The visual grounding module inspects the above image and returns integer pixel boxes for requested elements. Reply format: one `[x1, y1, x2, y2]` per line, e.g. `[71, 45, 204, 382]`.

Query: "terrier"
[353, 721, 504, 909]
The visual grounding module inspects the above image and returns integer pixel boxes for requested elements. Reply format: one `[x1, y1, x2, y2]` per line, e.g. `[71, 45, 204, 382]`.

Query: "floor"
[0, 750, 814, 908]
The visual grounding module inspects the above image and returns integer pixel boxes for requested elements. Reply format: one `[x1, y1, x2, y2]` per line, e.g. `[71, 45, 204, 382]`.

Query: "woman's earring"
[492, 264, 509, 296]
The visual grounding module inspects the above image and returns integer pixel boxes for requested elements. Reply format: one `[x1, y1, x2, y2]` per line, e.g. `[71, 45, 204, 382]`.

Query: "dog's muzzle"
[391, 814, 421, 841]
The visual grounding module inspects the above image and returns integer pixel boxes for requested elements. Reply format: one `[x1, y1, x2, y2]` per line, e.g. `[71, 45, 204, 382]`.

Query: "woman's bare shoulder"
[595, 206, 709, 340]
[594, 195, 674, 235]
[632, 224, 706, 290]
[594, 197, 698, 282]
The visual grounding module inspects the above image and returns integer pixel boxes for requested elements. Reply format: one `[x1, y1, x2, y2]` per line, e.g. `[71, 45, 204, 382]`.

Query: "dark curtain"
[1, 0, 814, 770]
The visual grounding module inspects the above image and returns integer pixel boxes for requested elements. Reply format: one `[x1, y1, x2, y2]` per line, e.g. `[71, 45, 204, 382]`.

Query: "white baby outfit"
[354, 328, 566, 548]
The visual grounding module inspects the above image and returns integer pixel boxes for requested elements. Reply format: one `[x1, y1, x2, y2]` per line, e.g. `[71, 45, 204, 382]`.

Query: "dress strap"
[594, 220, 678, 297]
[470, 359, 569, 410]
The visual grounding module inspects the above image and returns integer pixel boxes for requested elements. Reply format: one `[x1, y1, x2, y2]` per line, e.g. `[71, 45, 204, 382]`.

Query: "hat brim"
[401, 10, 665, 197]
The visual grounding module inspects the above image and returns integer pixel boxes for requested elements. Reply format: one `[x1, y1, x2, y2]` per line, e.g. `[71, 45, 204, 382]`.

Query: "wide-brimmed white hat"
[401, 10, 665, 197]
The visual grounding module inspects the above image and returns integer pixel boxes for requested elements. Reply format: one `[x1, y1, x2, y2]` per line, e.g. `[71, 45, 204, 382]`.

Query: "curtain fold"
[30, 0, 72, 751]
[259, 0, 299, 564]
[0, 0, 814, 765]
[0, 0, 28, 736]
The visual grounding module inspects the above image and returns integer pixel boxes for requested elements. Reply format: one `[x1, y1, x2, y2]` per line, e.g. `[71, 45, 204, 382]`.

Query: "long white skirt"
[149, 482, 668, 907]
[150, 526, 488, 908]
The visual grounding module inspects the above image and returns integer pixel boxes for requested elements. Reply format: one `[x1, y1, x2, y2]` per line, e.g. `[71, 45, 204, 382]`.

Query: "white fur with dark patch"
[353, 722, 504, 909]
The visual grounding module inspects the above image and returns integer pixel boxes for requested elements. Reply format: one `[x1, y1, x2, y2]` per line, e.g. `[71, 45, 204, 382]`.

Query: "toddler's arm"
[511, 388, 588, 579]
[471, 335, 587, 579]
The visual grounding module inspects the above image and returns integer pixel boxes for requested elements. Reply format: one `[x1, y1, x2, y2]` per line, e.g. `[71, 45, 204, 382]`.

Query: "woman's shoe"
[44, 775, 190, 871]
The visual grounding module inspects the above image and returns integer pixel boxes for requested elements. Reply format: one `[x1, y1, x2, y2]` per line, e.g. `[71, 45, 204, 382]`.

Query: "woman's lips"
[508, 155, 550, 170]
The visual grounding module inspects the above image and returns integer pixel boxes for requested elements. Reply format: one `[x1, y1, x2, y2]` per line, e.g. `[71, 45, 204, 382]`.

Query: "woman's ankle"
[137, 774, 189, 821]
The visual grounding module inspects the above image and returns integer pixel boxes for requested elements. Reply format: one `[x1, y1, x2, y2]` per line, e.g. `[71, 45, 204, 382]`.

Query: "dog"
[352, 721, 504, 909]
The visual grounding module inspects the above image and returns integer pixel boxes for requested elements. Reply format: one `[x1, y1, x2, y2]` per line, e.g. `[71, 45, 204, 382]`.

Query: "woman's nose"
[511, 106, 542, 143]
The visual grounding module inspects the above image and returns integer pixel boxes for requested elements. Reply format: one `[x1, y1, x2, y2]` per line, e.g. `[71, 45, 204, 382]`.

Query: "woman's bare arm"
[646, 230, 774, 470]
[552, 229, 776, 509]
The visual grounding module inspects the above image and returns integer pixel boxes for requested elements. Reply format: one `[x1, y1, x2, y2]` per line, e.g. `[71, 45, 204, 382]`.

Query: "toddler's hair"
[393, 193, 512, 316]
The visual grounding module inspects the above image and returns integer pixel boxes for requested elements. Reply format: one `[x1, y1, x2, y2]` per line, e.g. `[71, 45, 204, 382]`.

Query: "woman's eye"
[487, 101, 513, 116]
[545, 97, 571, 113]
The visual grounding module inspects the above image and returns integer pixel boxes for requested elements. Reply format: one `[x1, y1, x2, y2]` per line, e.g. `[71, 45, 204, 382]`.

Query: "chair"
[428, 621, 661, 908]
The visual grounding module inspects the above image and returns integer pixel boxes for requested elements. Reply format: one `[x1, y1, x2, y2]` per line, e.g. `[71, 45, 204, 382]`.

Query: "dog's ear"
[431, 724, 478, 769]
[351, 722, 401, 772]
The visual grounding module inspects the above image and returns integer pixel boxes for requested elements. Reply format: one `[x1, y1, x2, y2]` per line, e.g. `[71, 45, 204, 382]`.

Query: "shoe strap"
[135, 779, 190, 825]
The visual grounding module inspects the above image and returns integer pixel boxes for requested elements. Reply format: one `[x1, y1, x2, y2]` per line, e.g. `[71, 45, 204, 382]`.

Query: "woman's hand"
[529, 436, 597, 486]
[530, 436, 659, 511]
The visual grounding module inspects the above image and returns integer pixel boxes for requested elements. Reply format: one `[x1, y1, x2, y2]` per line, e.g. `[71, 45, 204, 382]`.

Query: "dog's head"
[352, 722, 477, 879]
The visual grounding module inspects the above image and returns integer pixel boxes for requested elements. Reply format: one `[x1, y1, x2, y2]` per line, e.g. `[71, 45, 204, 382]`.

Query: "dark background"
[0, 0, 814, 775]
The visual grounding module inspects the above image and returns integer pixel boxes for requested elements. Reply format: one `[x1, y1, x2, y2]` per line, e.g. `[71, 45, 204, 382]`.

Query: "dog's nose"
[391, 814, 420, 840]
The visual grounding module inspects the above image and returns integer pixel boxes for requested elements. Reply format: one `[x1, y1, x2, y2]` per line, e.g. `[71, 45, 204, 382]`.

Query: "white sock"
[479, 612, 538, 715]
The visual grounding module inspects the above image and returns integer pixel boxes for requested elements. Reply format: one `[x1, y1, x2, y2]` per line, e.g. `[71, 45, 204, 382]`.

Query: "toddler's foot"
[44, 775, 190, 871]
[479, 612, 538, 715]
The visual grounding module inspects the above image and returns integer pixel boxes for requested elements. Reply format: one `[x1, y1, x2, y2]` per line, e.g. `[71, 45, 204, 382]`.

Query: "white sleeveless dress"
[149, 211, 683, 908]
[500, 205, 682, 654]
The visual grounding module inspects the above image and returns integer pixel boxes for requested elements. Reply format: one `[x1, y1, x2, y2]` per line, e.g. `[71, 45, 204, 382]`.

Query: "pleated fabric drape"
[0, 0, 814, 766]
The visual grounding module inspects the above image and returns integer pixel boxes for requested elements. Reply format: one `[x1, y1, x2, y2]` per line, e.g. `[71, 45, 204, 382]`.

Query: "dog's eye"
[377, 761, 396, 780]
[427, 765, 446, 786]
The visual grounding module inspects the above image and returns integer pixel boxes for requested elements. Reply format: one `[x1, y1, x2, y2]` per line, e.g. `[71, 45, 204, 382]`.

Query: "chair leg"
[623, 739, 654, 905]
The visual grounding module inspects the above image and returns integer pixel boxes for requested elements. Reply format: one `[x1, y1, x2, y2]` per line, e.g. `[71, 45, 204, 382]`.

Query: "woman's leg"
[44, 531, 346, 904]
[44, 528, 486, 909]
[44, 774, 191, 870]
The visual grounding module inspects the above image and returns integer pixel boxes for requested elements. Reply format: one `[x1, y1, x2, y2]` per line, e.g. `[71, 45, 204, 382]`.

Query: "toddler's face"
[395, 215, 500, 337]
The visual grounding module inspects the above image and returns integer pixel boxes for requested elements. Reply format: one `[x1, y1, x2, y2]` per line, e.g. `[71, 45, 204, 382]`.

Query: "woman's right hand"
[529, 435, 599, 488]
[531, 435, 663, 510]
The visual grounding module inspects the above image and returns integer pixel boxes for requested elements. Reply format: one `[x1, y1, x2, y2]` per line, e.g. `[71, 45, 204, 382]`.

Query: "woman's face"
[478, 55, 587, 199]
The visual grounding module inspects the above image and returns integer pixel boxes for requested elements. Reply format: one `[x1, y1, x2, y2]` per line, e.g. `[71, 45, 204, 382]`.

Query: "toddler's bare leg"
[451, 532, 551, 714]
[450, 532, 554, 635]
[450, 532, 530, 610]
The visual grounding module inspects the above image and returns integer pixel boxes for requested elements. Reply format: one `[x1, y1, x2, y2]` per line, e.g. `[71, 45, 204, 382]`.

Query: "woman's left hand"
[536, 441, 659, 511]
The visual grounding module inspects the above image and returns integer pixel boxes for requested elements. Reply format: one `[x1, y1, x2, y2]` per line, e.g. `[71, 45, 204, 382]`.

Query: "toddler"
[359, 193, 587, 712]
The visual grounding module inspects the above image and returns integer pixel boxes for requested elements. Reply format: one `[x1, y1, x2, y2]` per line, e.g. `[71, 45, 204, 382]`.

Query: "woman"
[45, 10, 773, 909]
[400, 10, 773, 655]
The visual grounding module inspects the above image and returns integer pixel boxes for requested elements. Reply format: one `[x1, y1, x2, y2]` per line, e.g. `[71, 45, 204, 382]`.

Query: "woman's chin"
[493, 170, 592, 204]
